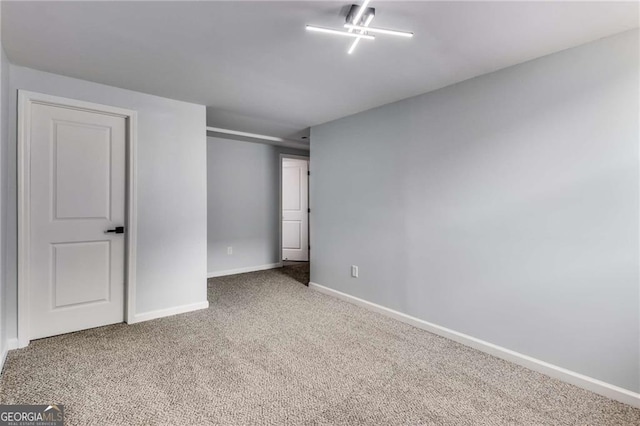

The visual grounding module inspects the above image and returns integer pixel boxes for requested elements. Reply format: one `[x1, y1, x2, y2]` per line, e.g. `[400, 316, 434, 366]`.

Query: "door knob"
[105, 226, 125, 234]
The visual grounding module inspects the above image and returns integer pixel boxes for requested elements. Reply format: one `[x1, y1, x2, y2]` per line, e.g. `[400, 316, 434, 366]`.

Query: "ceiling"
[3, 1, 638, 139]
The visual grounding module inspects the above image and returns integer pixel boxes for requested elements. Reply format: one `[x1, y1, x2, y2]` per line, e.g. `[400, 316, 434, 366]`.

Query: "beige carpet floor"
[1, 269, 639, 425]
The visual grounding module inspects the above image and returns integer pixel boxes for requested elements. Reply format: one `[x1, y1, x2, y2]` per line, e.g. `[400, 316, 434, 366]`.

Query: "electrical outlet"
[227, 246, 233, 255]
[351, 265, 358, 278]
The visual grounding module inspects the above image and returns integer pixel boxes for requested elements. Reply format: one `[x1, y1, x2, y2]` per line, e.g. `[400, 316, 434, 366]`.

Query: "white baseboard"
[129, 301, 209, 324]
[309, 282, 640, 409]
[208, 262, 282, 278]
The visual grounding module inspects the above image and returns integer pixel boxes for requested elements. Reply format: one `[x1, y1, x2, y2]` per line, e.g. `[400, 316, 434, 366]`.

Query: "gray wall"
[5, 65, 208, 339]
[310, 29, 639, 392]
[207, 136, 307, 275]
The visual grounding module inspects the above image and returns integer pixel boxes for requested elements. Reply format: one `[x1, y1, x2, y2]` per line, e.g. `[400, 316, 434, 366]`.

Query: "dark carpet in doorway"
[278, 261, 310, 285]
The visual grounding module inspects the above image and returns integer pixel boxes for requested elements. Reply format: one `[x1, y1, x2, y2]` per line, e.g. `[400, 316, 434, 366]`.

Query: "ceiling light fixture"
[347, 39, 359, 55]
[305, 25, 375, 40]
[348, 13, 375, 55]
[350, 0, 372, 28]
[306, 1, 413, 55]
[344, 24, 414, 38]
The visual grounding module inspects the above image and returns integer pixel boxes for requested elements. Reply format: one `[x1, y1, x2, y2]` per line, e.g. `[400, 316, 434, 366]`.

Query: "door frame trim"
[279, 153, 310, 263]
[17, 90, 138, 347]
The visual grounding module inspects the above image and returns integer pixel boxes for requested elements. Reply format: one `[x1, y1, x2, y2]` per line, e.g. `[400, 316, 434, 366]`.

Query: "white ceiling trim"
[206, 127, 310, 151]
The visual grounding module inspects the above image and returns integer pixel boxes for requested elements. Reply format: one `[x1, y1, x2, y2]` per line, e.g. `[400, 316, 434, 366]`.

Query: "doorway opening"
[279, 154, 310, 285]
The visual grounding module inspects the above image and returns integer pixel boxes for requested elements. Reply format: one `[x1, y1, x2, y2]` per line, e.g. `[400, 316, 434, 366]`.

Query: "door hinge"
[308, 208, 311, 213]
[307, 171, 310, 176]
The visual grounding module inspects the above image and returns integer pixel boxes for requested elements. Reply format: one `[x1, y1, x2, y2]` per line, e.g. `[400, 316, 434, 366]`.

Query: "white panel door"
[282, 159, 309, 261]
[29, 102, 126, 340]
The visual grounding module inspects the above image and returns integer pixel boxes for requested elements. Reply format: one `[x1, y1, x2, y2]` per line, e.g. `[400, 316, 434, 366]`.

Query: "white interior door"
[28, 102, 126, 340]
[282, 158, 309, 261]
